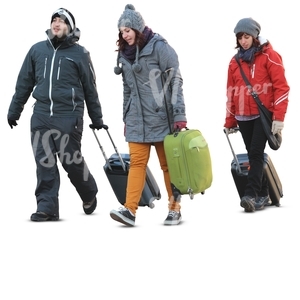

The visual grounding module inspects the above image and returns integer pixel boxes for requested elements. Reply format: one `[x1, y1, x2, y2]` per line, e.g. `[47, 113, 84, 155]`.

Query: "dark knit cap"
[51, 8, 76, 32]
[117, 4, 145, 32]
[234, 18, 261, 38]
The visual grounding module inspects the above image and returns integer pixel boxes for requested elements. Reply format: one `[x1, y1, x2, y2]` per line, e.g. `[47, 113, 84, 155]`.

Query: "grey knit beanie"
[117, 4, 145, 32]
[234, 18, 261, 38]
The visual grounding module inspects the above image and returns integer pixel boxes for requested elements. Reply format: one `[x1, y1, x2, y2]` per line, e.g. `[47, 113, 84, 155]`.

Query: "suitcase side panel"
[104, 153, 129, 205]
[231, 153, 282, 205]
[104, 153, 161, 207]
[164, 130, 213, 195]
[231, 153, 249, 198]
[141, 167, 161, 207]
[263, 154, 283, 205]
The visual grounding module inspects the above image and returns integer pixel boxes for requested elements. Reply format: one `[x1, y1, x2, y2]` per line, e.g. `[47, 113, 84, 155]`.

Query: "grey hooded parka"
[117, 33, 186, 143]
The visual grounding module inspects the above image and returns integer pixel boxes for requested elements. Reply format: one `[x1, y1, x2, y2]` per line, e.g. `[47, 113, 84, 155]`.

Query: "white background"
[1, 1, 299, 299]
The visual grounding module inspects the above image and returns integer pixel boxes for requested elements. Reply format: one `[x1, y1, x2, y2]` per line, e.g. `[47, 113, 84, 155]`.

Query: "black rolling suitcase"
[224, 129, 283, 206]
[91, 128, 161, 208]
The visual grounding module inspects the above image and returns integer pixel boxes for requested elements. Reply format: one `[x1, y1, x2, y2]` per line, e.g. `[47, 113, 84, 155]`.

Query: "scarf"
[238, 46, 261, 63]
[122, 26, 154, 63]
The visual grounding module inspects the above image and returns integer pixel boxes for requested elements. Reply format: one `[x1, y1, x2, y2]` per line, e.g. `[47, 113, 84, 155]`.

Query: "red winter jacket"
[224, 41, 289, 128]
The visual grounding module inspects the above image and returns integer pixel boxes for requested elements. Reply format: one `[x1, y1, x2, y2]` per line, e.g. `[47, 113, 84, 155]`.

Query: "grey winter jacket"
[8, 29, 103, 127]
[118, 33, 186, 143]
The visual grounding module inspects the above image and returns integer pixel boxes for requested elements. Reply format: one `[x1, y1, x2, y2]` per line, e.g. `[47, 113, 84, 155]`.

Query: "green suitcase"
[164, 129, 213, 199]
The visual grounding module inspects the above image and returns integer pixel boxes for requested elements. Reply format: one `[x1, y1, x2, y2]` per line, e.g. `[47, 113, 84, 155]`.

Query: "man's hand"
[8, 119, 18, 129]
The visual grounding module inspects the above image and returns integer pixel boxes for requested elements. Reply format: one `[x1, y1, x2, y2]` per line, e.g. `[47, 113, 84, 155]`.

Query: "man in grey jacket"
[7, 8, 105, 221]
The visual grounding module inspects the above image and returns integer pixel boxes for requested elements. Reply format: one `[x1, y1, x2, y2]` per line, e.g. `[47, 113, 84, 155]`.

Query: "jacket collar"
[46, 28, 80, 49]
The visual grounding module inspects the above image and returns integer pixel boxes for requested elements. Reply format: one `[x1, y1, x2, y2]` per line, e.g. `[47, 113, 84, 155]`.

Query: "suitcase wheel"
[148, 199, 155, 209]
[268, 202, 280, 207]
[188, 189, 194, 200]
[271, 200, 280, 207]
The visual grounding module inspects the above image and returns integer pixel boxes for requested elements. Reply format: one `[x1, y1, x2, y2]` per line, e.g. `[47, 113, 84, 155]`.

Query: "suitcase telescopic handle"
[223, 127, 242, 174]
[91, 128, 126, 172]
[161, 68, 174, 134]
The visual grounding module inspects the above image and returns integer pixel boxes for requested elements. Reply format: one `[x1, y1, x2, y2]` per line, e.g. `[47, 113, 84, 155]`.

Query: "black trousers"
[237, 117, 268, 198]
[30, 113, 98, 216]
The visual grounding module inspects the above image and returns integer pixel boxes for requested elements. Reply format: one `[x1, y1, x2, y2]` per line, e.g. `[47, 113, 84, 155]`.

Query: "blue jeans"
[237, 117, 268, 198]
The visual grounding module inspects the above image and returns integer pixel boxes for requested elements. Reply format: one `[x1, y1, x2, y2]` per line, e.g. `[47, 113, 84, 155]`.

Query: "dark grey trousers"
[30, 113, 98, 216]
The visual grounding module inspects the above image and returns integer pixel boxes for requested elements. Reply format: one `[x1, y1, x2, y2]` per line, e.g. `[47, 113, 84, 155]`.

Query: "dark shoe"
[240, 195, 256, 212]
[83, 197, 97, 215]
[110, 207, 135, 226]
[30, 211, 59, 222]
[255, 195, 271, 210]
[164, 210, 182, 225]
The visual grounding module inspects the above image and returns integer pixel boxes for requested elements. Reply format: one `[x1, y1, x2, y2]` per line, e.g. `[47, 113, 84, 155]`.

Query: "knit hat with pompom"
[117, 4, 145, 32]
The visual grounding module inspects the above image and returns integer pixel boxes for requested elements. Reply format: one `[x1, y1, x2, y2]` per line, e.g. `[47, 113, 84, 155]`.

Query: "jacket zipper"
[49, 49, 57, 116]
[72, 88, 76, 111]
[57, 58, 62, 80]
[251, 64, 256, 78]
[43, 57, 47, 78]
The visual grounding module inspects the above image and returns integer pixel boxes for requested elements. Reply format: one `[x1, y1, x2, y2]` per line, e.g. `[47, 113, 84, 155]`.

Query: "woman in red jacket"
[224, 17, 289, 212]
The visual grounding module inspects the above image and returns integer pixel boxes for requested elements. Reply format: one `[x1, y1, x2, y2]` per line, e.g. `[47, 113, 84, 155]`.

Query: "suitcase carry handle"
[91, 128, 126, 172]
[223, 127, 242, 174]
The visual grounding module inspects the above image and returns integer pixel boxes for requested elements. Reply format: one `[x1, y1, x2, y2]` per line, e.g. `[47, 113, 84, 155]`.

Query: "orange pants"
[124, 142, 181, 215]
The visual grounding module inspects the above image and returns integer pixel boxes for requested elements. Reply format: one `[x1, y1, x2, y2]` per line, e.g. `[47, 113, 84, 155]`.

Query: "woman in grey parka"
[110, 4, 187, 226]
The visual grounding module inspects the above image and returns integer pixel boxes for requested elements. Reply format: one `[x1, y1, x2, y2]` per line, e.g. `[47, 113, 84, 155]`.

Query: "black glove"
[8, 119, 18, 129]
[89, 124, 108, 130]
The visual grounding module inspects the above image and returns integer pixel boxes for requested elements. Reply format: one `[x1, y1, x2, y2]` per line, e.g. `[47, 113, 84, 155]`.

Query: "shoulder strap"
[234, 54, 262, 107]
[234, 54, 252, 89]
